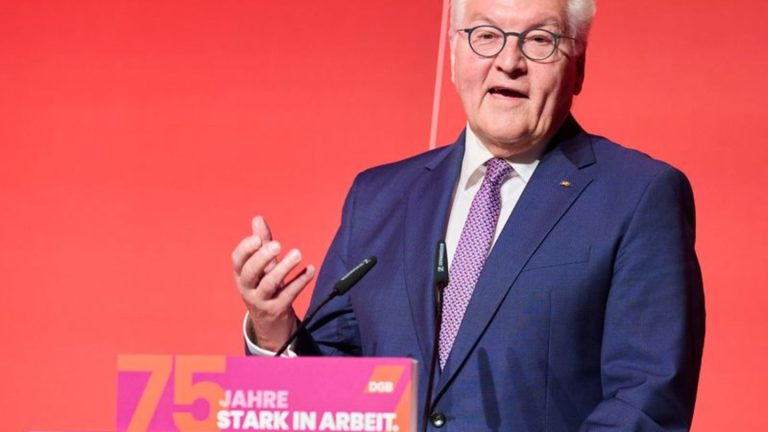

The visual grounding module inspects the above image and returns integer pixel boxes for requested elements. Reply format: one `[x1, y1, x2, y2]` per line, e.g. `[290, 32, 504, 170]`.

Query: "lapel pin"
[560, 180, 572, 188]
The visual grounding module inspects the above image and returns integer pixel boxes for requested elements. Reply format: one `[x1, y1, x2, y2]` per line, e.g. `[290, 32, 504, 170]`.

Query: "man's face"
[450, 0, 584, 159]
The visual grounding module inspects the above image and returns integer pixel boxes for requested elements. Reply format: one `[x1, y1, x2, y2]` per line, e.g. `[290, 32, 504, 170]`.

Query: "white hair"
[450, 0, 596, 43]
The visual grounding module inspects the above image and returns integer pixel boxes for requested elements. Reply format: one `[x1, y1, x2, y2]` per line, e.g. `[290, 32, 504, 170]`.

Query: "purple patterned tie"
[439, 158, 512, 369]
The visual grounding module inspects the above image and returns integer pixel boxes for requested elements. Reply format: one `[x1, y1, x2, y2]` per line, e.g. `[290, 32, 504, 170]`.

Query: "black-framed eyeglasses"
[459, 25, 578, 61]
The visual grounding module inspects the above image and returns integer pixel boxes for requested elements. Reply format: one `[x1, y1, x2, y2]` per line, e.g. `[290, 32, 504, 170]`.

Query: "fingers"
[275, 264, 316, 309]
[239, 241, 282, 288]
[257, 248, 309, 300]
[252, 216, 273, 242]
[232, 235, 262, 275]
[233, 216, 314, 331]
[236, 239, 313, 302]
[250, 216, 277, 274]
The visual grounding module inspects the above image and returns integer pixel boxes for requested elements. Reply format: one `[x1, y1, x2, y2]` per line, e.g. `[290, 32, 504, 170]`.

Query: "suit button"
[429, 412, 446, 428]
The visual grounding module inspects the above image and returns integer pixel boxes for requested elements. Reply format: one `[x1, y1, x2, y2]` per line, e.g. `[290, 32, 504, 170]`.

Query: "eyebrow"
[466, 13, 564, 30]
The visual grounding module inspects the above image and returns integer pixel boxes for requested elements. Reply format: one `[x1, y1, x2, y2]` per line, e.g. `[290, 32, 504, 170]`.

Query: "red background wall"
[1, 0, 766, 430]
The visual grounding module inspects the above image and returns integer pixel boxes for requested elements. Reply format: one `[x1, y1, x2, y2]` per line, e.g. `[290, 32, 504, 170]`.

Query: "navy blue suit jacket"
[295, 118, 705, 431]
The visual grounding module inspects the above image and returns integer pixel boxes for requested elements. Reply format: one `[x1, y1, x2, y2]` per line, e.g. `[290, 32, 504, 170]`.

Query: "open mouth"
[488, 87, 527, 98]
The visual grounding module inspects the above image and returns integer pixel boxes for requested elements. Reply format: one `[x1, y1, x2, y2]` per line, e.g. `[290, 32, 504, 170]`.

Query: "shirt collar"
[459, 124, 540, 191]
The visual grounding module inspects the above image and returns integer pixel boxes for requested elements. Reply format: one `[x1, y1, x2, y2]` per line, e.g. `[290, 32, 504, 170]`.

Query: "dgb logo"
[367, 380, 395, 393]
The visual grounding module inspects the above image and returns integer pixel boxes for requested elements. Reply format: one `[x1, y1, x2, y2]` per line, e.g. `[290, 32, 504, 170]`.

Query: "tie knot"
[484, 158, 513, 186]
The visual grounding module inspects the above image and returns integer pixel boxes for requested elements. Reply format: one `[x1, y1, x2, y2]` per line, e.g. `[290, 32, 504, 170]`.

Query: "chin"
[479, 122, 530, 145]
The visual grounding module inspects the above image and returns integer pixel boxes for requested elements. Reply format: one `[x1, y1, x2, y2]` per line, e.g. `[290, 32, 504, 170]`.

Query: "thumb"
[251, 215, 273, 242]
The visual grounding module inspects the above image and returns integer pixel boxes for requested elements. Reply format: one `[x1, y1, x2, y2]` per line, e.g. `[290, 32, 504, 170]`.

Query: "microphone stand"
[274, 256, 377, 357]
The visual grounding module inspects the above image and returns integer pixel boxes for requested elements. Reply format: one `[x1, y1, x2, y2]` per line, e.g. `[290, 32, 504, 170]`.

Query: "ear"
[573, 51, 586, 95]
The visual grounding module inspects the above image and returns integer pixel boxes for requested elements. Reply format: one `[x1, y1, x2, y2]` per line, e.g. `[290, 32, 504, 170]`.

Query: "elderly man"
[232, 0, 705, 430]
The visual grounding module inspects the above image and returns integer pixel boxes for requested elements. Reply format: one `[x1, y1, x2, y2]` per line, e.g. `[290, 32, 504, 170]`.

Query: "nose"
[493, 36, 527, 77]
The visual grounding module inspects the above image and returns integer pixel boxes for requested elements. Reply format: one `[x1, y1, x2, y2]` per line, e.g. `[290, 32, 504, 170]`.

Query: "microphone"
[422, 241, 448, 432]
[333, 256, 378, 295]
[434, 241, 449, 289]
[275, 256, 377, 357]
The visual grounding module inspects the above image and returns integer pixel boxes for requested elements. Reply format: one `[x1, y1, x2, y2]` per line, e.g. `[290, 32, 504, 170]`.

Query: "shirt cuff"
[242, 312, 297, 358]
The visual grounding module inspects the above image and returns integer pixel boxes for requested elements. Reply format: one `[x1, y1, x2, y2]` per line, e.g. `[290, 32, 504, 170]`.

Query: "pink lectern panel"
[117, 355, 417, 432]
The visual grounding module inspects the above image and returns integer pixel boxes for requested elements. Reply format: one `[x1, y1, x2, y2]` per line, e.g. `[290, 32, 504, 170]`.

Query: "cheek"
[455, 69, 483, 106]
[532, 72, 572, 111]
[453, 55, 491, 102]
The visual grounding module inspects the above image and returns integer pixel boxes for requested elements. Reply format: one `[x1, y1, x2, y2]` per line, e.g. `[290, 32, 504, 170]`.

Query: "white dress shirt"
[244, 125, 540, 355]
[444, 126, 539, 265]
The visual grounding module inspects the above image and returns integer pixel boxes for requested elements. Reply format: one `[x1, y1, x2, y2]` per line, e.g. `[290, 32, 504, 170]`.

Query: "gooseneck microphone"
[274, 256, 377, 357]
[422, 241, 449, 432]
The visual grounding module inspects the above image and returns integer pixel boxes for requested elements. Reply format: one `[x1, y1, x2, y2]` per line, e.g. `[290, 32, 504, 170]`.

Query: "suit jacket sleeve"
[580, 166, 705, 431]
[293, 176, 363, 357]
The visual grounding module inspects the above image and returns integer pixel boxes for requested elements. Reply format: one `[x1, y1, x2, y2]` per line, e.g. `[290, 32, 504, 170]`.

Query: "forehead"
[462, 0, 568, 28]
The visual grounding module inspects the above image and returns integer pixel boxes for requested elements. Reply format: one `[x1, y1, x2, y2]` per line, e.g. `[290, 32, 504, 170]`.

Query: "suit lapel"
[435, 119, 596, 397]
[403, 135, 465, 371]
